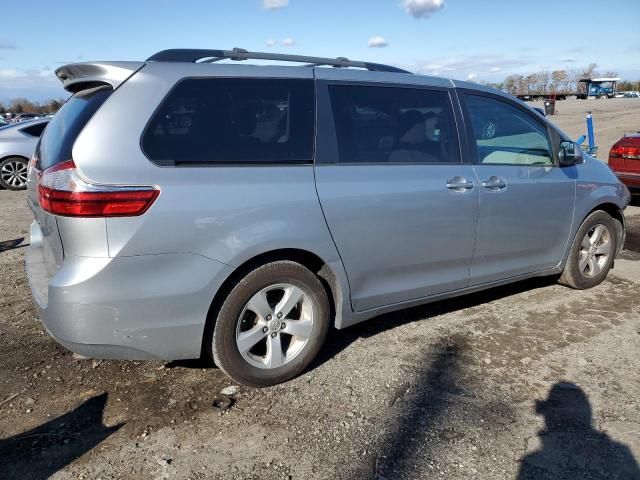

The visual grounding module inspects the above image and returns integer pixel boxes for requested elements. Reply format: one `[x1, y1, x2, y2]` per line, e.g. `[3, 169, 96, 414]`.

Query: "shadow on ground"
[0, 237, 26, 253]
[518, 382, 640, 480]
[351, 337, 467, 479]
[620, 209, 640, 259]
[0, 393, 123, 480]
[315, 276, 557, 371]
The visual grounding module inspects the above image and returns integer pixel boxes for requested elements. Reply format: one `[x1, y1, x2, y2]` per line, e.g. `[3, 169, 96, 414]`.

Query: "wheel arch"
[200, 248, 348, 359]
[0, 154, 29, 162]
[586, 203, 626, 256]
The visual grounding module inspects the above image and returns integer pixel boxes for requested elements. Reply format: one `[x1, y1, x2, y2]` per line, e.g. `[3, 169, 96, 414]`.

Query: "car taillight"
[37, 160, 159, 217]
[609, 139, 640, 161]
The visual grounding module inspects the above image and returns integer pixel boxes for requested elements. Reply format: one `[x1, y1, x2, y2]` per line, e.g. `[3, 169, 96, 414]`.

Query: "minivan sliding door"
[314, 80, 479, 312]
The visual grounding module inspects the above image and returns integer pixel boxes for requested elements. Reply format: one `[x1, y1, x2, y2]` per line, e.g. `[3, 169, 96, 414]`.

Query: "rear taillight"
[37, 160, 159, 217]
[609, 138, 640, 162]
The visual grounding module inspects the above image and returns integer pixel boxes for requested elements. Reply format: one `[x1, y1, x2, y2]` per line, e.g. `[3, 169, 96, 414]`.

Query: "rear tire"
[558, 210, 618, 289]
[209, 261, 330, 387]
[0, 157, 29, 190]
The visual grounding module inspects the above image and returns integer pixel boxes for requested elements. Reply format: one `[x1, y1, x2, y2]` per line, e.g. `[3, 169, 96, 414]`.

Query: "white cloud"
[368, 36, 388, 48]
[416, 55, 530, 77]
[266, 39, 276, 47]
[466, 73, 477, 81]
[281, 37, 296, 46]
[560, 56, 577, 62]
[0, 68, 51, 80]
[403, 0, 445, 18]
[0, 68, 66, 102]
[263, 0, 288, 10]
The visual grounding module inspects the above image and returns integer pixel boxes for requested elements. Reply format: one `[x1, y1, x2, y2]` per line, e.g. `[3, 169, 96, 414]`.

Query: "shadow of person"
[0, 237, 26, 253]
[349, 338, 465, 479]
[0, 393, 123, 480]
[518, 382, 640, 480]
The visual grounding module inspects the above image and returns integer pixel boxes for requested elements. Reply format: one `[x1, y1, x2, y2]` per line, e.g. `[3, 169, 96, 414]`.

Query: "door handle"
[481, 176, 507, 190]
[446, 176, 474, 192]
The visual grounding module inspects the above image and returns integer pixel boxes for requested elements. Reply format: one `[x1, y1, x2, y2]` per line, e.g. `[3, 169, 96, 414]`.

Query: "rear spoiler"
[55, 62, 144, 93]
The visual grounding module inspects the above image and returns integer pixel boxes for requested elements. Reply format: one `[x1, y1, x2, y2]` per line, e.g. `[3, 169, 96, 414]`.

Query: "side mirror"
[559, 141, 583, 166]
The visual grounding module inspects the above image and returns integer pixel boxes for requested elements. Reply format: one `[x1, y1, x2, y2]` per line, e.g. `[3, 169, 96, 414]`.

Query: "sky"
[1, 0, 639, 102]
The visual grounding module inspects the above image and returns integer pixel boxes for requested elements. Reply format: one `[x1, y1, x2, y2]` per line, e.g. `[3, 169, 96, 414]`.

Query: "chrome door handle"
[481, 176, 507, 190]
[446, 176, 474, 191]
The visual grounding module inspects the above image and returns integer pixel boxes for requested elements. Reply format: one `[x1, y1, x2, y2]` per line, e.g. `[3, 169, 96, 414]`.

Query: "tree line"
[0, 98, 66, 115]
[480, 64, 640, 95]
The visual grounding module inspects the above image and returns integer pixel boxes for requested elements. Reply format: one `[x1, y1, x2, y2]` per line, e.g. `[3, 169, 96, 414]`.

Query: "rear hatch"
[26, 86, 114, 304]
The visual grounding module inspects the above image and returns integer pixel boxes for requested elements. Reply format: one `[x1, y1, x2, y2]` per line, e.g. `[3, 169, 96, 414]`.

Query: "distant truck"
[576, 77, 621, 99]
[516, 77, 621, 101]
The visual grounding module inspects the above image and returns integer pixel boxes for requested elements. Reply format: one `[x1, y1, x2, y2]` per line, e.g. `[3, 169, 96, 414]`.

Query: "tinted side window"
[21, 122, 48, 138]
[328, 85, 460, 164]
[38, 86, 112, 170]
[465, 94, 553, 166]
[142, 78, 315, 165]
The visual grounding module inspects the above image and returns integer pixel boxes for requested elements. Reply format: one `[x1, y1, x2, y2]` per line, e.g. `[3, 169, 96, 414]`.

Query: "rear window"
[37, 86, 112, 170]
[141, 78, 315, 166]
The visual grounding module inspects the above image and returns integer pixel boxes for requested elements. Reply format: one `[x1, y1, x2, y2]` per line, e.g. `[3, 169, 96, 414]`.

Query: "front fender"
[569, 155, 630, 259]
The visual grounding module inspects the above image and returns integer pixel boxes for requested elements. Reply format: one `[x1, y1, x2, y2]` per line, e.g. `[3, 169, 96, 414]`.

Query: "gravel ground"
[1, 169, 640, 476]
[530, 97, 640, 161]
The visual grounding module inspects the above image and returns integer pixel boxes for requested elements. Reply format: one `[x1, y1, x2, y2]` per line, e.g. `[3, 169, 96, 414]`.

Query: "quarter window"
[328, 85, 460, 164]
[464, 94, 553, 166]
[21, 122, 48, 138]
[142, 78, 315, 165]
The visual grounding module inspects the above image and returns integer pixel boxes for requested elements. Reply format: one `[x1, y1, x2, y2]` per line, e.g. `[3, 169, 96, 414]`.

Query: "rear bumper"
[615, 172, 640, 192]
[26, 237, 233, 360]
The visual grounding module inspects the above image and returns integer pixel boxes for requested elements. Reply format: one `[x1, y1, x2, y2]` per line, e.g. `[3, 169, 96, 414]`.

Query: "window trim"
[458, 89, 560, 167]
[139, 76, 317, 167]
[316, 80, 465, 166]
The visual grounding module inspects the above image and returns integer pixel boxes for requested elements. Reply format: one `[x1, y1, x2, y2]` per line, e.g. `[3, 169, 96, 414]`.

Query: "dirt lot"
[531, 97, 640, 160]
[1, 180, 640, 476]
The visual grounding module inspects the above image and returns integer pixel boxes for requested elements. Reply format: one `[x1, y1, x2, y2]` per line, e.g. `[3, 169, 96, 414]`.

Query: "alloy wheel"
[578, 224, 611, 278]
[1, 160, 28, 189]
[235, 283, 315, 369]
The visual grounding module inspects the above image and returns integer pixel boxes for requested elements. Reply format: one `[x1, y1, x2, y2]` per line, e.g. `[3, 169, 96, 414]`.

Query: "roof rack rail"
[146, 48, 412, 74]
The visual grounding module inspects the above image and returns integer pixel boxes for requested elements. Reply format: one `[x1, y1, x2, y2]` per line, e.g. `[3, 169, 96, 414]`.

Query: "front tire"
[559, 211, 618, 289]
[210, 261, 330, 387]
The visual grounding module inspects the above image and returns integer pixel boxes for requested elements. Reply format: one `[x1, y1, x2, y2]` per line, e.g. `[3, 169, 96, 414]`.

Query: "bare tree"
[504, 74, 523, 95]
[537, 71, 551, 94]
[581, 63, 599, 79]
[524, 74, 537, 94]
[2, 97, 65, 114]
[551, 70, 568, 93]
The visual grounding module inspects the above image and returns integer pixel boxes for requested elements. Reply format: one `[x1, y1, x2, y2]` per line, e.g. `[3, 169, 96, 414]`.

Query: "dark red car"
[609, 134, 640, 194]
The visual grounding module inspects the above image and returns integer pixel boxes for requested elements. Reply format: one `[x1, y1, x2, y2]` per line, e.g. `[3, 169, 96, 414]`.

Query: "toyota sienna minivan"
[26, 48, 631, 386]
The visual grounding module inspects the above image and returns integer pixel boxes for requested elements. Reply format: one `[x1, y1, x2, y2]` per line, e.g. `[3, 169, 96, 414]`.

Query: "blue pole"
[586, 111, 595, 151]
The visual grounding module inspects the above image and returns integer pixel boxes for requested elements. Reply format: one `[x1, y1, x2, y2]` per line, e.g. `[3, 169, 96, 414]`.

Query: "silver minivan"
[26, 49, 630, 386]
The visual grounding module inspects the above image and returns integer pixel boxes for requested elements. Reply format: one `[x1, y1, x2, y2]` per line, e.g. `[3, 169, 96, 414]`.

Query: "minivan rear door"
[314, 78, 479, 312]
